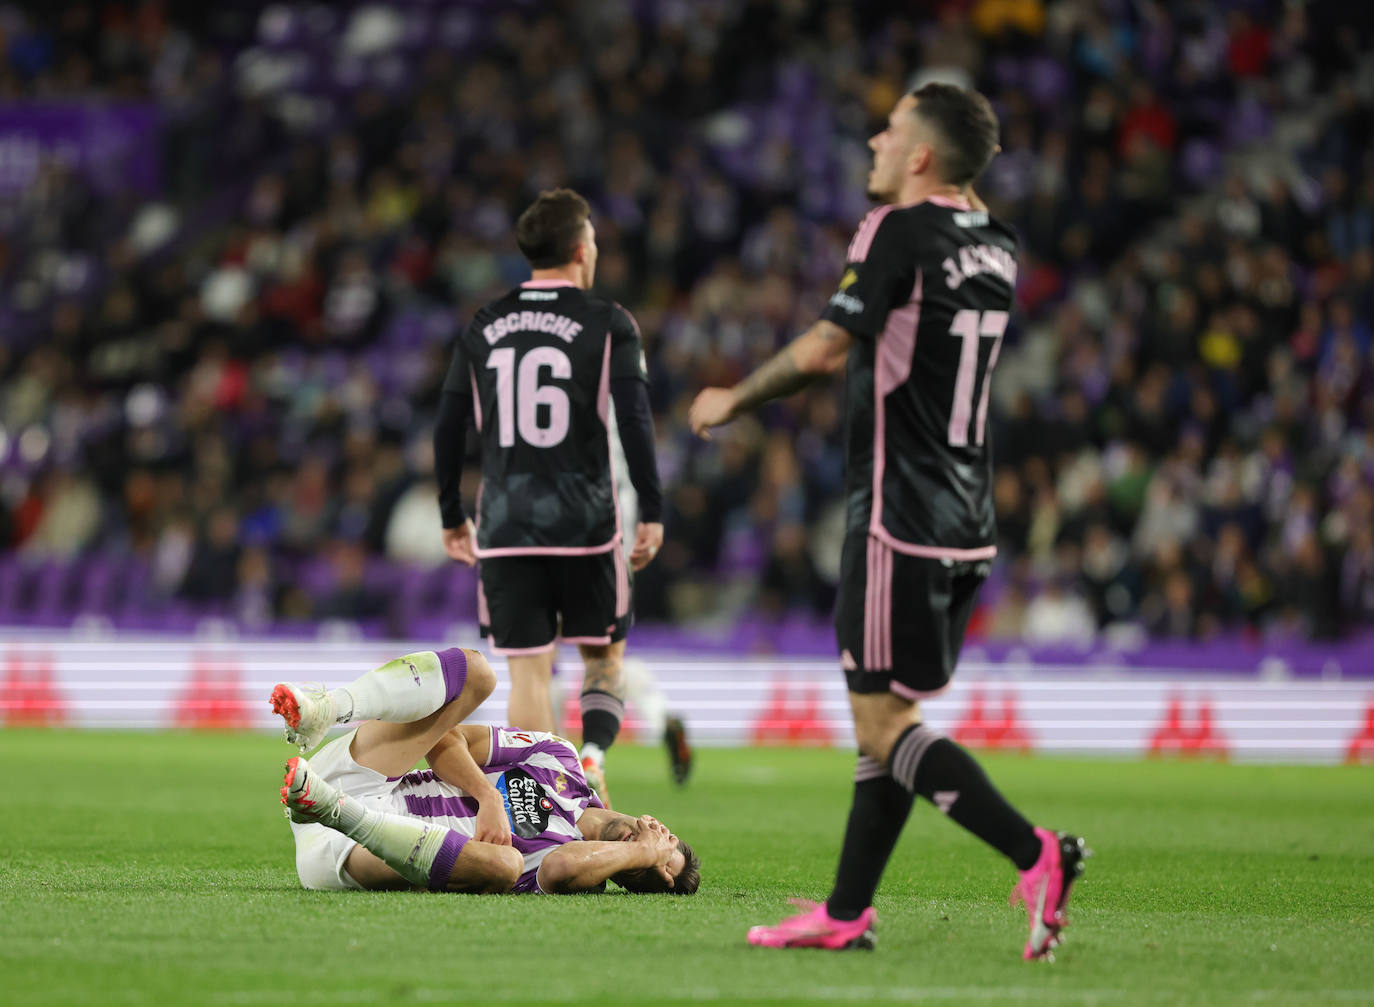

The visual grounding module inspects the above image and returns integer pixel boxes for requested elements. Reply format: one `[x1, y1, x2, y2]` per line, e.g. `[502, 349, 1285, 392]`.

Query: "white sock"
[330, 649, 466, 724]
[335, 794, 467, 890]
[580, 742, 605, 767]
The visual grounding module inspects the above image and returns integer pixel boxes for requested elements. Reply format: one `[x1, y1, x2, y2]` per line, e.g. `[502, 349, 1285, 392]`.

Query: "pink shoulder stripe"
[846, 204, 898, 263]
[612, 301, 642, 340]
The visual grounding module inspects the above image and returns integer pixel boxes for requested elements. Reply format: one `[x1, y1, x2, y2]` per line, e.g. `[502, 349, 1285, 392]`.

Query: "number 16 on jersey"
[487, 346, 573, 448]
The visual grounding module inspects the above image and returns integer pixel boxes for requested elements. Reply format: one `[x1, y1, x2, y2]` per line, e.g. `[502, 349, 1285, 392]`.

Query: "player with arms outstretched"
[690, 83, 1087, 959]
[269, 650, 698, 896]
[433, 189, 664, 803]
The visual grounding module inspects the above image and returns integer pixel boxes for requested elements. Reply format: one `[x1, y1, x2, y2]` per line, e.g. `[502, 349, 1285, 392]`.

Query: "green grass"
[1, 731, 1371, 1006]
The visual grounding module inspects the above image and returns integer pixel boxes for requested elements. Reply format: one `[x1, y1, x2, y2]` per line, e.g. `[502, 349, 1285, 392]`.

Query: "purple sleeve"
[486, 727, 583, 775]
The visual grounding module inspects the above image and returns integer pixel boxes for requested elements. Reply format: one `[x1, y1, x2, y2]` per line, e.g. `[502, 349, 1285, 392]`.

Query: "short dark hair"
[515, 188, 591, 268]
[909, 83, 1000, 186]
[612, 839, 701, 895]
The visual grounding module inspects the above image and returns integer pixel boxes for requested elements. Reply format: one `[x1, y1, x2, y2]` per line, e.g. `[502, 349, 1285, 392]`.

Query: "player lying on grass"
[269, 646, 700, 895]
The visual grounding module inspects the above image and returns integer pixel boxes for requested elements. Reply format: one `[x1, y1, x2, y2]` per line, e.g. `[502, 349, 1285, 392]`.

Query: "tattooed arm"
[688, 320, 853, 437]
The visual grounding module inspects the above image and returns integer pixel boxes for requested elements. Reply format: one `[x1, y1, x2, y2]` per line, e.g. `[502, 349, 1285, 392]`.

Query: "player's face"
[867, 94, 921, 203]
[612, 844, 689, 893]
[577, 219, 598, 288]
[600, 813, 689, 891]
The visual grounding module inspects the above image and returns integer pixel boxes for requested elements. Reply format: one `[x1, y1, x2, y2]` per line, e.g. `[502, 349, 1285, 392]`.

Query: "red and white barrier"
[2, 636, 1371, 764]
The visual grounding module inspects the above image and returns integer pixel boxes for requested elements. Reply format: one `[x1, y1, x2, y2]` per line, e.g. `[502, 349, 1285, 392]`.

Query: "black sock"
[825, 756, 915, 920]
[579, 690, 624, 752]
[889, 725, 1041, 871]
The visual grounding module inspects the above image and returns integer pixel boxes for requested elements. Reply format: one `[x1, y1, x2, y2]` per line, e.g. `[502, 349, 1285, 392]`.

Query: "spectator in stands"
[0, 1, 1370, 647]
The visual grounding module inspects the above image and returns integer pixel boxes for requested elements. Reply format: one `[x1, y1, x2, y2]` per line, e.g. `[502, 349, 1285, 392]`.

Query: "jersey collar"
[924, 194, 972, 210]
[521, 279, 577, 288]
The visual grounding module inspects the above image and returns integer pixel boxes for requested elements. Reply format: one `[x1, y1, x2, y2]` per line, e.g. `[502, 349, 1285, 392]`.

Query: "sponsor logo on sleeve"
[829, 291, 864, 314]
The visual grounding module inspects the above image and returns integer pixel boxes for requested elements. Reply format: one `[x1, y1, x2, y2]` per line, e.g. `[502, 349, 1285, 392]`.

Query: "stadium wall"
[2, 633, 1371, 765]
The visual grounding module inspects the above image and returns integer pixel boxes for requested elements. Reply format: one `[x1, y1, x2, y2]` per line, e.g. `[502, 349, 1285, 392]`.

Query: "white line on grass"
[190, 986, 1374, 1006]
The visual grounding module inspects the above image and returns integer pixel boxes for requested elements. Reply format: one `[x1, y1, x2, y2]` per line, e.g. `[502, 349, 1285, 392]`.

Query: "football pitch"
[2, 731, 1370, 1006]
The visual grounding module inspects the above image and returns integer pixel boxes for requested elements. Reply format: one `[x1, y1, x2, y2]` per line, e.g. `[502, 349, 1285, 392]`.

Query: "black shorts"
[835, 532, 989, 698]
[478, 549, 631, 654]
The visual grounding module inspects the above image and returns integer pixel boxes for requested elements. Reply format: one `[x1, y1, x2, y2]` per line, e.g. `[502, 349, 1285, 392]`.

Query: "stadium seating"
[0, 1, 1371, 647]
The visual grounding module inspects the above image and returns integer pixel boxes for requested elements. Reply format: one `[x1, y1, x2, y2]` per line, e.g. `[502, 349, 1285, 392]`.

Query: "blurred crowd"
[1, 0, 1372, 643]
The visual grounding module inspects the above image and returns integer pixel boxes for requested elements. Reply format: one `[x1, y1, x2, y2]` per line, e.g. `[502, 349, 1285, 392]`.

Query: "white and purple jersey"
[390, 726, 603, 893]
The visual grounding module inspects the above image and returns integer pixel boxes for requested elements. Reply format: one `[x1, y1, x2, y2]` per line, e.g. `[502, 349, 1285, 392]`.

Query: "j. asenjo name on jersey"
[941, 243, 1018, 290]
[499, 768, 554, 839]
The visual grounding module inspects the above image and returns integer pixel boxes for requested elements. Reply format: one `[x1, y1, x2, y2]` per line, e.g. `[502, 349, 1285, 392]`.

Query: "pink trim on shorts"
[561, 635, 612, 645]
[489, 640, 557, 656]
[864, 536, 893, 672]
[475, 540, 618, 558]
[872, 525, 998, 561]
[889, 679, 955, 701]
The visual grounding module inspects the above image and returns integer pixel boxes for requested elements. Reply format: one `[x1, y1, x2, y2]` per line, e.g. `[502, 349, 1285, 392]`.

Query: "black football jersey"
[441, 279, 648, 554]
[821, 197, 1019, 557]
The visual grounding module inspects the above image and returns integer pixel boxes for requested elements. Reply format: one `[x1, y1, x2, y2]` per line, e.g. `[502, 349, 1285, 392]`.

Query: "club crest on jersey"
[498, 768, 552, 839]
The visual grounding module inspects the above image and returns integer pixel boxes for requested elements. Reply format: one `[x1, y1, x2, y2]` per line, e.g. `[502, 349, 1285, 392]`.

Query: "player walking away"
[432, 189, 665, 805]
[268, 650, 699, 895]
[689, 83, 1088, 959]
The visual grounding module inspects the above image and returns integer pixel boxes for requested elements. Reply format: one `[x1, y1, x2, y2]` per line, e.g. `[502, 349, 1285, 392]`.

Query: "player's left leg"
[346, 648, 497, 780]
[876, 563, 1089, 960]
[271, 648, 497, 783]
[282, 755, 521, 893]
[270, 647, 480, 753]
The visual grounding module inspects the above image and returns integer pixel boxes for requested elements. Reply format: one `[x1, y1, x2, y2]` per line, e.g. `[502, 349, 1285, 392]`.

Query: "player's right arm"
[425, 723, 511, 846]
[691, 208, 915, 437]
[688, 319, 853, 438]
[434, 327, 477, 566]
